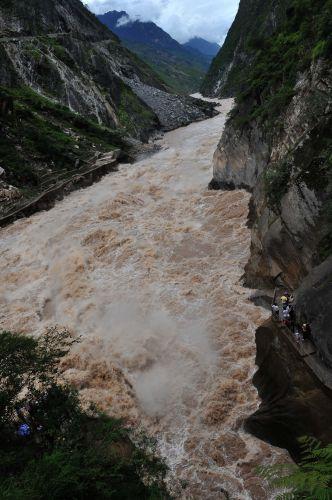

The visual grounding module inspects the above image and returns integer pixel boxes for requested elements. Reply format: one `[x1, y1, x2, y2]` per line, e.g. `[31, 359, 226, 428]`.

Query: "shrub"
[263, 159, 292, 209]
[259, 437, 332, 499]
[0, 329, 169, 499]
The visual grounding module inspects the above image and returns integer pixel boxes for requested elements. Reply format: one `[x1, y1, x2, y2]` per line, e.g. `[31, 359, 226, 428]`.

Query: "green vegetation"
[231, 0, 332, 128]
[0, 328, 169, 499]
[201, 0, 284, 96]
[259, 437, 332, 499]
[118, 82, 157, 137]
[210, 0, 332, 258]
[263, 159, 292, 209]
[39, 37, 76, 67]
[0, 85, 124, 200]
[123, 41, 208, 95]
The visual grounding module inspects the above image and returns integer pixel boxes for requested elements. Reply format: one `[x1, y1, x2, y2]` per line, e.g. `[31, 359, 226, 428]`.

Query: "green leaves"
[230, 0, 332, 131]
[0, 330, 170, 499]
[259, 437, 332, 499]
[263, 159, 292, 209]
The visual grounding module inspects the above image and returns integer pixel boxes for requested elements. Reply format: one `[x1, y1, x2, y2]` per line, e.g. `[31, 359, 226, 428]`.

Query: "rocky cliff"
[201, 0, 288, 97]
[0, 0, 216, 217]
[205, 0, 332, 451]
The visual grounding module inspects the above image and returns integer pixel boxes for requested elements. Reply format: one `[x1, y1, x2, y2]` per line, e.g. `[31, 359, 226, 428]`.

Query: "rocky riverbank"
[246, 319, 332, 460]
[124, 78, 218, 130]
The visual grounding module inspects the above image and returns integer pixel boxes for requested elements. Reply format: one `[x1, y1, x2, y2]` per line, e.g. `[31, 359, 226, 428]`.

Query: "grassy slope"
[123, 40, 209, 95]
[0, 86, 128, 211]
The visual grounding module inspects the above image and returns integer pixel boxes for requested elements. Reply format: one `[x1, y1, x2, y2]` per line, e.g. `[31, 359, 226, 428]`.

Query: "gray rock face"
[295, 256, 332, 367]
[246, 319, 332, 458]
[213, 61, 332, 290]
[211, 58, 332, 373]
[212, 121, 269, 190]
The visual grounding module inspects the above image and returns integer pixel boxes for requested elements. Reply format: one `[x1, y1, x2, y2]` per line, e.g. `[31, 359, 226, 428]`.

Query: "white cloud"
[116, 14, 131, 27]
[85, 0, 240, 44]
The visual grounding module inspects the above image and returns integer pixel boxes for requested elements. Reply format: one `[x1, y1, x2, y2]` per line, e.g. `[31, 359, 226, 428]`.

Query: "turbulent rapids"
[0, 99, 286, 499]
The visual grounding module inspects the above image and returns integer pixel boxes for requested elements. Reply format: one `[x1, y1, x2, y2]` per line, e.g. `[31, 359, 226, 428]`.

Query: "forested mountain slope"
[201, 0, 288, 97]
[98, 10, 211, 94]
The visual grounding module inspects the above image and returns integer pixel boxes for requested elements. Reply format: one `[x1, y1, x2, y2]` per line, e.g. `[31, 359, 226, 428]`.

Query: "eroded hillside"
[0, 0, 216, 217]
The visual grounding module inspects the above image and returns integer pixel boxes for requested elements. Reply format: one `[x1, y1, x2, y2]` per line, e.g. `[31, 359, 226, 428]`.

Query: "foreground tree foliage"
[0, 328, 169, 499]
[259, 437, 332, 499]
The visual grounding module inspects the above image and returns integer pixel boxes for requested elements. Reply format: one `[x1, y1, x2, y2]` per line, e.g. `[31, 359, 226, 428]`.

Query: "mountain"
[204, 0, 332, 456]
[201, 0, 287, 97]
[0, 0, 215, 218]
[183, 37, 220, 60]
[98, 10, 211, 94]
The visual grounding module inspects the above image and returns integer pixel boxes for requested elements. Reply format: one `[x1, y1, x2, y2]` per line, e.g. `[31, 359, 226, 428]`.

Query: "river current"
[0, 98, 286, 498]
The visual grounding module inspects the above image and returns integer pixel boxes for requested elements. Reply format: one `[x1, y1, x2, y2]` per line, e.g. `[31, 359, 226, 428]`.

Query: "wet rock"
[245, 319, 332, 460]
[295, 256, 332, 367]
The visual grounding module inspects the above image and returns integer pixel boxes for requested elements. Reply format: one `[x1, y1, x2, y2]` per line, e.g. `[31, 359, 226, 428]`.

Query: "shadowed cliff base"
[245, 319, 332, 461]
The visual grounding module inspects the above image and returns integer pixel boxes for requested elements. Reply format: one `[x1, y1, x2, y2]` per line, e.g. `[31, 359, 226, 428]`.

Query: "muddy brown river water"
[0, 98, 287, 498]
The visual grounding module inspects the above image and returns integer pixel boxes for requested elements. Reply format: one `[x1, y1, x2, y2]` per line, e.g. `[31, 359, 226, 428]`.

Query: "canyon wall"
[201, 0, 287, 98]
[204, 0, 332, 450]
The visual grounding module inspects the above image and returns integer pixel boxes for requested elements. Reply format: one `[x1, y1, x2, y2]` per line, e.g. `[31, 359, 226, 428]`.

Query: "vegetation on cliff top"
[230, 0, 331, 128]
[0, 328, 169, 499]
[222, 0, 332, 257]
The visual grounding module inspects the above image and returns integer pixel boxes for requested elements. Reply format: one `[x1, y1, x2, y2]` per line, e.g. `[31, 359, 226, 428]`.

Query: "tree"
[0, 329, 169, 499]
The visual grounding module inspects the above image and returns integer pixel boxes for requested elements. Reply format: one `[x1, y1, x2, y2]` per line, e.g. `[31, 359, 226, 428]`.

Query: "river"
[0, 98, 286, 498]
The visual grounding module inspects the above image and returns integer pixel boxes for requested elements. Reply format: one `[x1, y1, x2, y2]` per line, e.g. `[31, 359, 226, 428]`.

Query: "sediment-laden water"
[0, 98, 286, 498]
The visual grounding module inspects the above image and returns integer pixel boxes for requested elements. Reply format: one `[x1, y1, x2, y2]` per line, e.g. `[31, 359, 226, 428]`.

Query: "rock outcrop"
[213, 59, 331, 289]
[201, 0, 287, 97]
[0, 0, 214, 135]
[246, 319, 332, 460]
[124, 78, 217, 130]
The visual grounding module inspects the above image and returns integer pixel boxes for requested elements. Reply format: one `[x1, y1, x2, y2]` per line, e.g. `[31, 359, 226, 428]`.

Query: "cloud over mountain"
[85, 0, 239, 43]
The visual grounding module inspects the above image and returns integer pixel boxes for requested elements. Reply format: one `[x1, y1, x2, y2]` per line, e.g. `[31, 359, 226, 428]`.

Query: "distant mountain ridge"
[98, 11, 180, 50]
[98, 10, 212, 94]
[183, 37, 220, 59]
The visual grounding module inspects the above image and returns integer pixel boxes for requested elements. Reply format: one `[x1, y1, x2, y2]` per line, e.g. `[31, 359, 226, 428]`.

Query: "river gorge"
[0, 99, 287, 499]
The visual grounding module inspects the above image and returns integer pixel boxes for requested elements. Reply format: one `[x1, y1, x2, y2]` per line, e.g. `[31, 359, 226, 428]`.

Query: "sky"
[85, 0, 240, 44]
